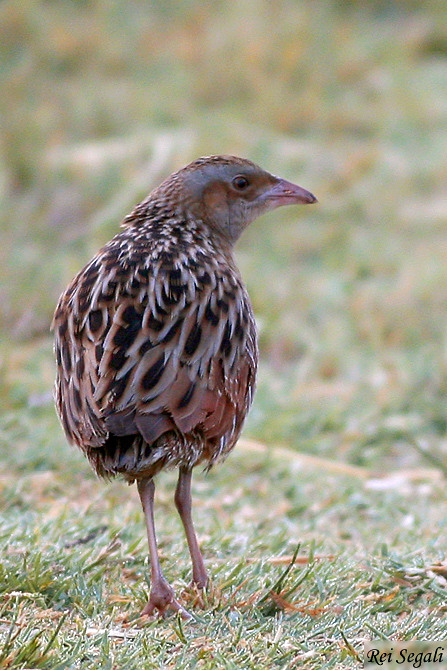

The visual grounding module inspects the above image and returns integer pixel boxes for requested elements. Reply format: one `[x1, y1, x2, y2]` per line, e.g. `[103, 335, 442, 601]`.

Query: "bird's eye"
[232, 175, 250, 190]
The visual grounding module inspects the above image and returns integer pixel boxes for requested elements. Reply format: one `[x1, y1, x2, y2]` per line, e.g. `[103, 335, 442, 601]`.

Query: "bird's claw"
[140, 579, 191, 620]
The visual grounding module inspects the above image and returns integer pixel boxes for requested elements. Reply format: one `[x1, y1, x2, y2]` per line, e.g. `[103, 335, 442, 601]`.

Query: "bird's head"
[156, 155, 317, 244]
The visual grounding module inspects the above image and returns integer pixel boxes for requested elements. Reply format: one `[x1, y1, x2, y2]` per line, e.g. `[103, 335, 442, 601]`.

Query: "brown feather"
[53, 155, 316, 482]
[53, 204, 257, 478]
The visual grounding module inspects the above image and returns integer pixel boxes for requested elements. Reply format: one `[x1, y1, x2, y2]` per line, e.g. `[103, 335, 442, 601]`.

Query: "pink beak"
[264, 177, 317, 206]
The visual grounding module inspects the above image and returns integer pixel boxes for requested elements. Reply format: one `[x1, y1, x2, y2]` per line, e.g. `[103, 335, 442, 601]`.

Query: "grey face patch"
[180, 162, 276, 243]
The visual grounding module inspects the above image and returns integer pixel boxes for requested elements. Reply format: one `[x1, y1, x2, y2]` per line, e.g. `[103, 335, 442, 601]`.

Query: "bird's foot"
[191, 562, 208, 591]
[185, 575, 211, 608]
[191, 576, 208, 591]
[141, 577, 191, 620]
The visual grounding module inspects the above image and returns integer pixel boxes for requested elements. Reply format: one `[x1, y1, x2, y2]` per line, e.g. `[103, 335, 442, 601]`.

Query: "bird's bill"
[263, 177, 317, 206]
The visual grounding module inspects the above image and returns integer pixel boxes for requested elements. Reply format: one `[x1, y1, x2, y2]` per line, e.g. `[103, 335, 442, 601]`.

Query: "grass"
[2, 0, 447, 667]
[2, 434, 447, 668]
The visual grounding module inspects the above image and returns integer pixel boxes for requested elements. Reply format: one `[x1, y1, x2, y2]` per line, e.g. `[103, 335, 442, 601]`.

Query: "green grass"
[2, 0, 447, 667]
[2, 434, 447, 668]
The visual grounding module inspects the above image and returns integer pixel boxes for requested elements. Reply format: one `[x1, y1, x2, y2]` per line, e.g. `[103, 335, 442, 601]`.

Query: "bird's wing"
[53, 250, 257, 451]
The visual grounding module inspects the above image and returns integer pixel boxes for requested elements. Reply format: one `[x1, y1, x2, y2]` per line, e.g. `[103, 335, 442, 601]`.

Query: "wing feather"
[53, 239, 258, 461]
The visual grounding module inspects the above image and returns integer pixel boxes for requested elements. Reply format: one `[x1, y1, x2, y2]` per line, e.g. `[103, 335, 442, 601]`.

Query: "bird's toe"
[141, 579, 192, 620]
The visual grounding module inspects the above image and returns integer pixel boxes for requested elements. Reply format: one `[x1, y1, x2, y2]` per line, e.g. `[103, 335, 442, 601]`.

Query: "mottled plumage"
[53, 155, 316, 617]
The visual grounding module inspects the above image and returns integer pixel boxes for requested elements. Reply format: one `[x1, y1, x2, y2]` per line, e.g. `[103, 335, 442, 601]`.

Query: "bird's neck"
[118, 206, 235, 268]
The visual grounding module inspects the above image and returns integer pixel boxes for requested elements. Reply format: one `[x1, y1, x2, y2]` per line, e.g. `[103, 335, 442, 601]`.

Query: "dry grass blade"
[238, 438, 369, 478]
[85, 627, 139, 639]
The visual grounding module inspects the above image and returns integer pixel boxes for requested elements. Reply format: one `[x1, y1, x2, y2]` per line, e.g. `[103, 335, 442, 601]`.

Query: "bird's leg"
[137, 477, 190, 618]
[174, 467, 208, 589]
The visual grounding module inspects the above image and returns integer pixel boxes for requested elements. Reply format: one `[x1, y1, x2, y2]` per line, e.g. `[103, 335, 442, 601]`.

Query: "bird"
[52, 155, 316, 618]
